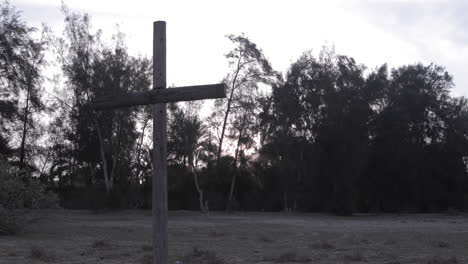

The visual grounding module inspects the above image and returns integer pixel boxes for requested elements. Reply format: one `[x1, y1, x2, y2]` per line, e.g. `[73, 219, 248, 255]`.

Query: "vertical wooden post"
[153, 21, 168, 264]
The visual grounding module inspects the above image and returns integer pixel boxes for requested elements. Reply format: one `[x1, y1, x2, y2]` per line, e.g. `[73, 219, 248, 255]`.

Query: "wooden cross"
[91, 21, 226, 264]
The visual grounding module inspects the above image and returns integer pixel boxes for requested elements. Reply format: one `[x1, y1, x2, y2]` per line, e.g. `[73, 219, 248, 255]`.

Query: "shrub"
[29, 245, 56, 262]
[0, 161, 25, 209]
[92, 239, 111, 249]
[0, 160, 59, 236]
[344, 250, 365, 262]
[259, 235, 274, 243]
[141, 244, 152, 252]
[141, 254, 152, 264]
[0, 160, 59, 209]
[437, 241, 450, 248]
[24, 179, 59, 209]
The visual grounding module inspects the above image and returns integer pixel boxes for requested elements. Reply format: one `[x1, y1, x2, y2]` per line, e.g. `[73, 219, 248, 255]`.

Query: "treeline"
[1, 2, 468, 214]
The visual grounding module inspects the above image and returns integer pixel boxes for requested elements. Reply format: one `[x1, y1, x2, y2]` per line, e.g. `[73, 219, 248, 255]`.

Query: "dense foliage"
[260, 51, 468, 214]
[0, 159, 58, 235]
[1, 2, 468, 214]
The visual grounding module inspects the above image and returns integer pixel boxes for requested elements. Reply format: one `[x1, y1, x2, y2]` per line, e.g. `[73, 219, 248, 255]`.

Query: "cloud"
[11, 0, 468, 95]
[349, 0, 468, 95]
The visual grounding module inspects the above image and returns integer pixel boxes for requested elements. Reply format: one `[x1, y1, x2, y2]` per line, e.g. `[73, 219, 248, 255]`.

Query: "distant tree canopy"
[1, 2, 468, 213]
[260, 50, 468, 214]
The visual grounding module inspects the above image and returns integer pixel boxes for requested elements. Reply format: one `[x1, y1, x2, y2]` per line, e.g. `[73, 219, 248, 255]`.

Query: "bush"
[0, 160, 59, 236]
[24, 179, 60, 209]
[29, 245, 56, 262]
[0, 160, 59, 210]
[0, 161, 25, 209]
[92, 239, 111, 249]
[343, 250, 365, 262]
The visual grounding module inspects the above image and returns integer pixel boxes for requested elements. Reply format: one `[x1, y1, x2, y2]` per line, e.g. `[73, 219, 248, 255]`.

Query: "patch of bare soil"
[1, 210, 467, 263]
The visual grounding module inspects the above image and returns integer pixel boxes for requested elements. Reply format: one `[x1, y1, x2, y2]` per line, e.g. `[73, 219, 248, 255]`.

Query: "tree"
[367, 63, 468, 211]
[51, 6, 152, 204]
[211, 34, 277, 210]
[214, 34, 276, 165]
[260, 48, 379, 214]
[0, 1, 46, 167]
[132, 105, 152, 185]
[168, 102, 210, 212]
[225, 91, 263, 210]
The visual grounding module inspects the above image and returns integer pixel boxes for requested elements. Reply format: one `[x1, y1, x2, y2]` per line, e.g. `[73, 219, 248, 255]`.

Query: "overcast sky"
[14, 0, 468, 96]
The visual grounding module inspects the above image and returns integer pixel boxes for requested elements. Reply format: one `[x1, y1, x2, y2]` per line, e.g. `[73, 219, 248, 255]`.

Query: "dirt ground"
[0, 210, 467, 264]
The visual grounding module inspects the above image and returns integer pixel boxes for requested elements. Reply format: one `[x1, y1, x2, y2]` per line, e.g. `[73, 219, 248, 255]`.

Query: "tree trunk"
[19, 79, 31, 170]
[95, 119, 111, 195]
[135, 116, 149, 182]
[216, 53, 243, 167]
[283, 191, 289, 212]
[108, 116, 124, 195]
[191, 160, 207, 213]
[226, 114, 247, 211]
[216, 87, 235, 165]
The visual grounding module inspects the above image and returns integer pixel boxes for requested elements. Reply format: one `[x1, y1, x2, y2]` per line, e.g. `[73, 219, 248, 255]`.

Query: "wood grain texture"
[90, 84, 226, 110]
[152, 21, 168, 264]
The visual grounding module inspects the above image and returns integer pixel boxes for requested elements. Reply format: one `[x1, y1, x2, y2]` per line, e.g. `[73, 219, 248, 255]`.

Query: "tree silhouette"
[0, 2, 46, 168]
[50, 6, 151, 206]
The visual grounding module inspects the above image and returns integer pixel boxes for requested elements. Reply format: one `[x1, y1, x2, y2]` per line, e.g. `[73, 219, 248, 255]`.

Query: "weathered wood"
[90, 20, 226, 264]
[90, 83, 226, 110]
[153, 21, 168, 264]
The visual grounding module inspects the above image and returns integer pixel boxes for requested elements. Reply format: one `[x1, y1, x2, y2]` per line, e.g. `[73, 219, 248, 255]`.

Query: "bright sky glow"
[15, 0, 468, 96]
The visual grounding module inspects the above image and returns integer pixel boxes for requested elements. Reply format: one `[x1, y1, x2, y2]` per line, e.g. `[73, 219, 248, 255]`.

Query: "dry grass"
[180, 247, 225, 264]
[310, 240, 335, 250]
[2, 211, 468, 264]
[426, 256, 459, 264]
[384, 239, 397, 245]
[0, 208, 24, 235]
[264, 251, 311, 263]
[209, 230, 226, 237]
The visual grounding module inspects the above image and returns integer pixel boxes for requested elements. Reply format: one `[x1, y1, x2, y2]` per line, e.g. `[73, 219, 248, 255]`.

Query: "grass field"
[1, 210, 467, 263]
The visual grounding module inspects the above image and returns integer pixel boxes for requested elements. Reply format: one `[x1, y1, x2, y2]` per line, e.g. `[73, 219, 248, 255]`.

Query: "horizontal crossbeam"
[90, 83, 226, 110]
